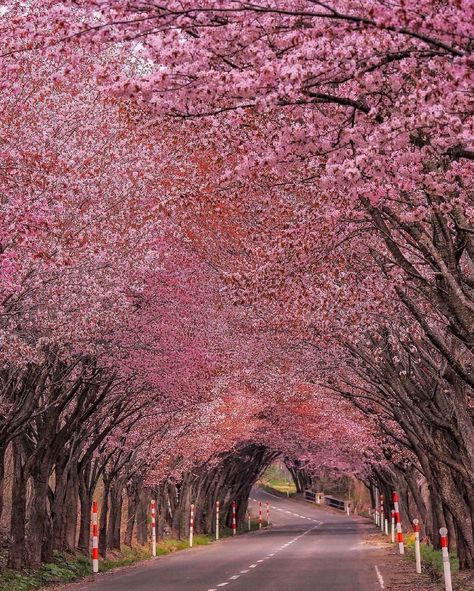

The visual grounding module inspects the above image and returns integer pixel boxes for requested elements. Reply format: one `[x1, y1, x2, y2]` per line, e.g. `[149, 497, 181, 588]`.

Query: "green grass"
[260, 465, 296, 495]
[221, 518, 269, 536]
[0, 536, 214, 591]
[403, 533, 459, 574]
[153, 534, 211, 557]
[0, 523, 268, 591]
[259, 482, 296, 497]
[260, 465, 297, 496]
[0, 552, 91, 591]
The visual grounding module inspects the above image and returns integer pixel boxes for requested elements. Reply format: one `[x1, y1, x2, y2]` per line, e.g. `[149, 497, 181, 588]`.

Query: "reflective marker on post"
[391, 510, 395, 543]
[247, 509, 251, 530]
[189, 504, 194, 547]
[385, 517, 388, 536]
[151, 500, 157, 557]
[216, 501, 220, 540]
[91, 500, 99, 573]
[392, 491, 404, 554]
[440, 528, 453, 591]
[232, 500, 237, 535]
[413, 519, 421, 574]
[259, 501, 262, 529]
[266, 501, 270, 526]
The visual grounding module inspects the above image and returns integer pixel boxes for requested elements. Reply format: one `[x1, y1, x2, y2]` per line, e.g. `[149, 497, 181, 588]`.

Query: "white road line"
[208, 504, 323, 590]
[259, 489, 282, 500]
[375, 565, 385, 589]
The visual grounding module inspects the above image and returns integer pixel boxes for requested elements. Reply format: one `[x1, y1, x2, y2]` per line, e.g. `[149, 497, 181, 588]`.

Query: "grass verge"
[0, 519, 271, 591]
[403, 533, 459, 575]
[260, 466, 296, 496]
[0, 536, 212, 591]
[398, 532, 474, 590]
[0, 552, 91, 591]
[258, 482, 296, 498]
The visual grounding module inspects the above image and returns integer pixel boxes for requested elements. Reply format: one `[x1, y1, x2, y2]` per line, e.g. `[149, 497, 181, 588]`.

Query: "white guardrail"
[304, 490, 351, 513]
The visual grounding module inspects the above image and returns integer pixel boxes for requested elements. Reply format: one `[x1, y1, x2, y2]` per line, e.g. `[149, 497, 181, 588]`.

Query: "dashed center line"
[375, 565, 385, 589]
[206, 520, 321, 591]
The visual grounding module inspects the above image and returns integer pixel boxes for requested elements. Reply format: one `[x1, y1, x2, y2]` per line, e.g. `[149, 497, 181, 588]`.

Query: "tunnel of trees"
[0, 0, 473, 573]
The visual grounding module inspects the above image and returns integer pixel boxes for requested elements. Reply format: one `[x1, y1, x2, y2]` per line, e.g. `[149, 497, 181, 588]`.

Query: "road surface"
[74, 488, 386, 591]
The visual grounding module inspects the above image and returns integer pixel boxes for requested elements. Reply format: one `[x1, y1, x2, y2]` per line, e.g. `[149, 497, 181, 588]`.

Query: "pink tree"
[2, 0, 474, 568]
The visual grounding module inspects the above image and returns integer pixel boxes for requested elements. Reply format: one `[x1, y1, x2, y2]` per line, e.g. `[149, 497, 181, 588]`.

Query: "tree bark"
[0, 444, 5, 523]
[99, 478, 110, 558]
[7, 439, 28, 570]
[124, 481, 139, 547]
[136, 486, 149, 545]
[107, 480, 123, 551]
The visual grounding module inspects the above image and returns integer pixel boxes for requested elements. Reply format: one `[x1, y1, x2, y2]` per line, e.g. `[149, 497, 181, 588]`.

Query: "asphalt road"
[74, 489, 386, 591]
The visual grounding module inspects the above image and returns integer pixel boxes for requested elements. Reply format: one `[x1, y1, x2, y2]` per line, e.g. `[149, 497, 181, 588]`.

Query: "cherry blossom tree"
[1, 0, 473, 571]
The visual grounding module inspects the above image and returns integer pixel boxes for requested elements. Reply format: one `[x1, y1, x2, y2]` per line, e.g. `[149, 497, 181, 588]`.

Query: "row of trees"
[0, 15, 366, 568]
[1, 0, 472, 573]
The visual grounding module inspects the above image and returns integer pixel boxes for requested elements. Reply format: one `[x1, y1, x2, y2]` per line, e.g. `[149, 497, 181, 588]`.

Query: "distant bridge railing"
[303, 490, 324, 504]
[304, 490, 351, 513]
[324, 495, 348, 511]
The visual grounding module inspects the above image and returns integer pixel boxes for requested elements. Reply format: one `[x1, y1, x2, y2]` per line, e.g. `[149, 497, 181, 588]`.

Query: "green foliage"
[0, 524, 266, 591]
[261, 465, 297, 495]
[0, 537, 215, 591]
[0, 552, 91, 591]
[101, 545, 151, 571]
[259, 483, 296, 497]
[153, 535, 211, 556]
[404, 533, 459, 574]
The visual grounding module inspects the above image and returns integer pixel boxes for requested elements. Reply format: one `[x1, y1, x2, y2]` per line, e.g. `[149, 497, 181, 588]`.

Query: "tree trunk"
[136, 486, 149, 545]
[29, 464, 52, 567]
[7, 440, 28, 570]
[124, 481, 139, 547]
[0, 444, 5, 523]
[99, 478, 110, 558]
[78, 468, 92, 553]
[107, 480, 123, 551]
